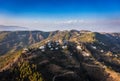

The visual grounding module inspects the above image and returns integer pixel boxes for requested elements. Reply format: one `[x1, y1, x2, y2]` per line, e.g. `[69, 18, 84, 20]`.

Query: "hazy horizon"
[0, 0, 120, 32]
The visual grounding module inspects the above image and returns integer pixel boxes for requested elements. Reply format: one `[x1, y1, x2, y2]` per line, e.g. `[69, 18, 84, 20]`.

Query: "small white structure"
[76, 45, 82, 50]
[62, 45, 67, 49]
[103, 65, 106, 69]
[91, 45, 97, 49]
[22, 48, 28, 53]
[41, 49, 45, 52]
[56, 42, 59, 45]
[55, 47, 59, 50]
[48, 45, 52, 48]
[106, 52, 112, 56]
[23, 48, 28, 51]
[47, 42, 51, 46]
[39, 46, 45, 50]
[50, 48, 54, 51]
[100, 50, 104, 53]
[82, 51, 90, 57]
[114, 55, 118, 57]
[39, 46, 45, 52]
[47, 40, 50, 42]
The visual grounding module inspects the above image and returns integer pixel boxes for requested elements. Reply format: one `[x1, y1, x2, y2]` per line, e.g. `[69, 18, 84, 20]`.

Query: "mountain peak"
[0, 30, 120, 81]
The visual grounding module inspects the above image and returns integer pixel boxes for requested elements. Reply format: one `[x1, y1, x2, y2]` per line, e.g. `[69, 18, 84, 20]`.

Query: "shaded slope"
[0, 30, 120, 81]
[0, 31, 50, 55]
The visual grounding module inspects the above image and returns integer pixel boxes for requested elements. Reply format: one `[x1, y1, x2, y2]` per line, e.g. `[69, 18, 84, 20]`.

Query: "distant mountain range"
[0, 30, 120, 81]
[0, 25, 29, 31]
[0, 30, 120, 56]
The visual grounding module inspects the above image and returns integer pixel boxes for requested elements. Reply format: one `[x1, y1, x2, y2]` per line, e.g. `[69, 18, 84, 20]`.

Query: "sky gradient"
[0, 0, 120, 32]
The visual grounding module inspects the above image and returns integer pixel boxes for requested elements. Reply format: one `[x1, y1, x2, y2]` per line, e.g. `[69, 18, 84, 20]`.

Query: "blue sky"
[0, 0, 120, 32]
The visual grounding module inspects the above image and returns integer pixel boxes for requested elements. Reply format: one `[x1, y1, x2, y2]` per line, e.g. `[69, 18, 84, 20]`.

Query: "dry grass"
[0, 50, 22, 71]
[105, 68, 120, 81]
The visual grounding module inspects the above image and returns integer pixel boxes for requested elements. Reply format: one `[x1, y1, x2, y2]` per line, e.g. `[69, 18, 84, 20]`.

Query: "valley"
[0, 30, 120, 81]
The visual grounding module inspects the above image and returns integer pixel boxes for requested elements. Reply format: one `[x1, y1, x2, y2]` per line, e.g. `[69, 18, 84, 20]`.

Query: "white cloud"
[58, 19, 85, 24]
[0, 14, 120, 32]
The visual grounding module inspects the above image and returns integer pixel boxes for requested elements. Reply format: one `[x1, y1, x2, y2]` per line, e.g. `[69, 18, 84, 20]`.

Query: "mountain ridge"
[0, 30, 120, 81]
[0, 30, 120, 55]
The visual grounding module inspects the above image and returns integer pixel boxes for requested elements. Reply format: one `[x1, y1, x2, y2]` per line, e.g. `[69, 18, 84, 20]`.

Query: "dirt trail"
[105, 68, 120, 81]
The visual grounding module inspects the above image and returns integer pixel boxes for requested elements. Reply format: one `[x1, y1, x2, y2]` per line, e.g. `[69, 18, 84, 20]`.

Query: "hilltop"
[0, 30, 120, 81]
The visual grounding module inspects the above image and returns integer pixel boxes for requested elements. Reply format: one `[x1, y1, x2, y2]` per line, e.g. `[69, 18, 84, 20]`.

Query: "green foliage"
[78, 32, 96, 43]
[64, 32, 70, 40]
[16, 61, 43, 81]
[0, 50, 44, 81]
